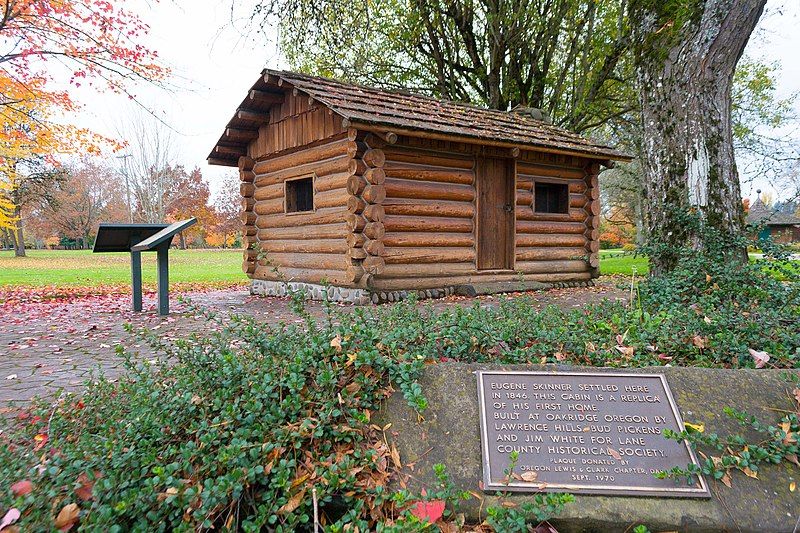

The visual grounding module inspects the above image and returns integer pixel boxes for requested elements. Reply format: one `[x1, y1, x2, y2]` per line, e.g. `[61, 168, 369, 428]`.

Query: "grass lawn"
[600, 249, 649, 276]
[0, 248, 247, 287]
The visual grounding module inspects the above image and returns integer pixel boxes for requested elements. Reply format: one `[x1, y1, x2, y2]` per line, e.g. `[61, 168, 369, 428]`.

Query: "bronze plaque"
[477, 371, 709, 497]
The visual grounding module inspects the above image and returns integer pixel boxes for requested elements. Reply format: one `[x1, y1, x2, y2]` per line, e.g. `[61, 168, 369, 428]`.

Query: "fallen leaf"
[33, 434, 48, 451]
[684, 422, 705, 433]
[410, 499, 445, 523]
[0, 508, 20, 531]
[519, 471, 538, 482]
[390, 444, 402, 469]
[721, 473, 732, 488]
[278, 489, 306, 514]
[74, 473, 98, 501]
[554, 352, 566, 361]
[10, 480, 32, 497]
[748, 348, 770, 369]
[607, 447, 622, 460]
[615, 345, 634, 358]
[691, 335, 707, 349]
[742, 467, 758, 479]
[54, 503, 79, 531]
[330, 335, 342, 352]
[790, 481, 796, 492]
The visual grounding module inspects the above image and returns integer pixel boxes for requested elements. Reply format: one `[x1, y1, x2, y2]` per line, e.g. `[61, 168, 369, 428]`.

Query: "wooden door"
[476, 157, 515, 270]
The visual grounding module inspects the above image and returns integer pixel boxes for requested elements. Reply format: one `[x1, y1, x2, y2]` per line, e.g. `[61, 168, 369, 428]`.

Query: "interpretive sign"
[477, 371, 709, 497]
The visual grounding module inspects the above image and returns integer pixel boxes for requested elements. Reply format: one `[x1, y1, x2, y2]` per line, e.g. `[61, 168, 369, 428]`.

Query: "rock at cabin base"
[378, 364, 800, 533]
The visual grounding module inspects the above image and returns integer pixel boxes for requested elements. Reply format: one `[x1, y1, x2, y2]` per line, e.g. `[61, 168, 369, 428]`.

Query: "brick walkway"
[0, 283, 627, 410]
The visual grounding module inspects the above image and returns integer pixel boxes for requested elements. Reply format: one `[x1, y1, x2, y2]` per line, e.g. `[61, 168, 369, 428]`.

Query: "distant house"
[746, 192, 800, 244]
[208, 69, 630, 303]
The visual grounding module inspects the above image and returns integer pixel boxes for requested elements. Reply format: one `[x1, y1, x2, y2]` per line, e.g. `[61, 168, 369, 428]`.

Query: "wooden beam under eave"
[249, 89, 284, 105]
[237, 108, 269, 122]
[225, 128, 259, 142]
[215, 145, 246, 156]
[208, 157, 238, 167]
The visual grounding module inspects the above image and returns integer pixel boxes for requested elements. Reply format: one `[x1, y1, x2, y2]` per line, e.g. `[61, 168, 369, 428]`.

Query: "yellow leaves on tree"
[1, 0, 166, 230]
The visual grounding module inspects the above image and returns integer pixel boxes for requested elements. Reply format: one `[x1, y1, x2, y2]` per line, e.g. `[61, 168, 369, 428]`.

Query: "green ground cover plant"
[1, 218, 798, 530]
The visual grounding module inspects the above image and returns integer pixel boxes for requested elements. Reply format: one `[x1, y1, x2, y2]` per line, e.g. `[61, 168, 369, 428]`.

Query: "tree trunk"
[12, 206, 25, 257]
[633, 0, 765, 274]
[179, 233, 186, 250]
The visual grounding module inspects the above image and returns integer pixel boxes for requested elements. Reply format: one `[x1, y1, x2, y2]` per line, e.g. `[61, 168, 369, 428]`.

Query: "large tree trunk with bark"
[633, 0, 765, 275]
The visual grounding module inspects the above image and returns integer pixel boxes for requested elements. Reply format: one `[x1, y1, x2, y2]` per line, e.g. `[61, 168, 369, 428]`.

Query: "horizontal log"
[243, 249, 258, 260]
[364, 132, 397, 148]
[588, 240, 600, 253]
[363, 204, 385, 222]
[347, 196, 367, 214]
[589, 186, 599, 201]
[360, 147, 386, 168]
[515, 233, 587, 247]
[241, 182, 255, 197]
[243, 226, 257, 237]
[377, 262, 477, 279]
[257, 222, 347, 241]
[517, 163, 586, 180]
[364, 168, 386, 185]
[257, 252, 349, 271]
[261, 239, 348, 254]
[589, 228, 599, 241]
[238, 156, 255, 171]
[383, 232, 473, 248]
[517, 207, 587, 223]
[237, 109, 268, 122]
[226, 128, 258, 142]
[253, 183, 284, 201]
[384, 148, 475, 170]
[367, 270, 592, 290]
[255, 207, 347, 229]
[364, 239, 385, 256]
[253, 139, 357, 175]
[515, 260, 589, 274]
[315, 171, 353, 193]
[240, 170, 255, 183]
[588, 200, 600, 216]
[384, 247, 475, 264]
[516, 220, 587, 235]
[346, 264, 365, 283]
[570, 193, 588, 208]
[243, 197, 255, 211]
[589, 253, 600, 268]
[253, 266, 351, 286]
[363, 255, 386, 275]
[347, 175, 367, 195]
[255, 155, 356, 187]
[364, 222, 385, 240]
[586, 215, 600, 229]
[215, 144, 245, 156]
[385, 215, 473, 233]
[249, 89, 284, 105]
[516, 247, 588, 262]
[363, 184, 386, 204]
[315, 188, 350, 209]
[382, 198, 474, 219]
[254, 198, 284, 216]
[241, 211, 257, 225]
[384, 178, 474, 202]
[383, 165, 474, 185]
[348, 247, 367, 260]
[347, 233, 367, 248]
[346, 214, 367, 232]
[243, 260, 256, 275]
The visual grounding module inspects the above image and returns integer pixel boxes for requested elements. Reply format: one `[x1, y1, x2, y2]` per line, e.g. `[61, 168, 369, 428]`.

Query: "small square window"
[534, 182, 569, 214]
[285, 177, 314, 213]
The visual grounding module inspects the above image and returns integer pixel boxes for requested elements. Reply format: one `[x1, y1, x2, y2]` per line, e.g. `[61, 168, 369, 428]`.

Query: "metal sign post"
[93, 218, 197, 316]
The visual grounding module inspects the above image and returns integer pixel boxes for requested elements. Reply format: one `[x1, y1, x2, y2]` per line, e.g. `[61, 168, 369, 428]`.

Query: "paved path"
[0, 283, 627, 411]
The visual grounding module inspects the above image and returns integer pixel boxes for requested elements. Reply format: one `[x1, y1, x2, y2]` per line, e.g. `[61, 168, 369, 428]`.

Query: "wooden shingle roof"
[208, 69, 631, 166]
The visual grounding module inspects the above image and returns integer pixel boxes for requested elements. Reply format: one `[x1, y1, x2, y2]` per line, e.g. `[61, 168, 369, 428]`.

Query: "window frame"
[284, 175, 316, 215]
[532, 179, 570, 216]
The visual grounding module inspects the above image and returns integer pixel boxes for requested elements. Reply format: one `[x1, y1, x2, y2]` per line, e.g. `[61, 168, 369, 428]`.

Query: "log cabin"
[208, 69, 631, 303]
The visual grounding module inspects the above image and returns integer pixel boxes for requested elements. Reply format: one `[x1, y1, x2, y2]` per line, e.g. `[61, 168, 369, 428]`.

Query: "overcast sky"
[67, 0, 800, 200]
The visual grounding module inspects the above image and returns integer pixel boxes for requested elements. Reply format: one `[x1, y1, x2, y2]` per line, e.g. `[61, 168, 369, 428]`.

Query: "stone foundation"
[250, 279, 595, 305]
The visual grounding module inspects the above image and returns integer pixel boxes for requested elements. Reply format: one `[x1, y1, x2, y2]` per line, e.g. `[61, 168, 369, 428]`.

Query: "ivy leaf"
[410, 499, 445, 523]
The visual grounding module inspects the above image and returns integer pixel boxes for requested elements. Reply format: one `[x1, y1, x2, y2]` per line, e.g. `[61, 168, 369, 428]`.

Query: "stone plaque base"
[380, 364, 800, 532]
